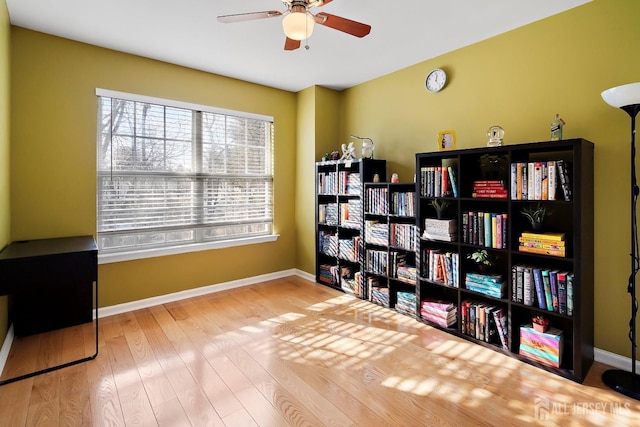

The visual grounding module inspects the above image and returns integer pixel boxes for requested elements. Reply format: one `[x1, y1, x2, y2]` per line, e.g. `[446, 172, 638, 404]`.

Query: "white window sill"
[98, 234, 279, 264]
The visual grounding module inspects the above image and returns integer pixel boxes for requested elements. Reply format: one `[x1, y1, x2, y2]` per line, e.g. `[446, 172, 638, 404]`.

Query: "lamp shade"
[602, 82, 640, 108]
[282, 11, 314, 40]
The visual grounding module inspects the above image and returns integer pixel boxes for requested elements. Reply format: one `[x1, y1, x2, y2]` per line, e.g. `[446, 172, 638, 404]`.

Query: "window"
[96, 89, 274, 258]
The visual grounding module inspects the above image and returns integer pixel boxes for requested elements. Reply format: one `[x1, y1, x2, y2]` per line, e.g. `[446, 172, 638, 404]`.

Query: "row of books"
[510, 160, 571, 201]
[318, 263, 339, 285]
[423, 218, 457, 242]
[339, 200, 362, 229]
[462, 211, 507, 248]
[465, 272, 506, 299]
[461, 301, 509, 350]
[518, 231, 566, 257]
[318, 231, 338, 257]
[420, 298, 457, 328]
[390, 223, 418, 251]
[365, 186, 389, 215]
[371, 285, 390, 307]
[391, 191, 415, 217]
[396, 292, 417, 318]
[422, 249, 459, 287]
[317, 171, 361, 195]
[318, 203, 338, 225]
[365, 249, 388, 275]
[338, 236, 361, 263]
[340, 267, 361, 296]
[471, 180, 508, 199]
[512, 264, 574, 315]
[419, 165, 458, 198]
[365, 220, 389, 246]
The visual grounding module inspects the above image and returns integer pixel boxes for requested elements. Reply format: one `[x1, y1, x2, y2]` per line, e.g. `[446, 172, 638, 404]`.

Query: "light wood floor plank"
[2, 277, 640, 426]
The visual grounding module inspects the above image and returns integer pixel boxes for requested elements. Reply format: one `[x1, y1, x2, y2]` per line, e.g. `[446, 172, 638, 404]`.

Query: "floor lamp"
[601, 82, 640, 400]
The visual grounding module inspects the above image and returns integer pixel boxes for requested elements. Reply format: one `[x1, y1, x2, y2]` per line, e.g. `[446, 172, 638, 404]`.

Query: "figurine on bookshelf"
[550, 114, 565, 141]
[340, 142, 356, 161]
[487, 125, 504, 147]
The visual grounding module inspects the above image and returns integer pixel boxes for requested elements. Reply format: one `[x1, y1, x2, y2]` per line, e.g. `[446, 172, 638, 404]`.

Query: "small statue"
[487, 125, 504, 147]
[391, 173, 399, 183]
[340, 142, 356, 161]
[329, 150, 340, 160]
[551, 114, 565, 141]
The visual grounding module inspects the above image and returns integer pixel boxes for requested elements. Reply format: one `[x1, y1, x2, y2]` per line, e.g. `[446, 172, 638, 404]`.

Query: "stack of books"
[396, 264, 417, 284]
[510, 160, 571, 201]
[318, 203, 338, 225]
[338, 236, 360, 262]
[423, 218, 457, 242]
[472, 180, 508, 199]
[422, 249, 458, 287]
[512, 265, 574, 316]
[340, 266, 358, 295]
[371, 286, 390, 307]
[461, 301, 508, 349]
[391, 191, 415, 217]
[339, 199, 362, 229]
[396, 292, 417, 318]
[318, 231, 338, 257]
[319, 264, 339, 285]
[518, 231, 566, 257]
[390, 223, 417, 251]
[365, 220, 389, 245]
[365, 249, 388, 275]
[465, 272, 506, 299]
[420, 298, 457, 328]
[519, 324, 564, 368]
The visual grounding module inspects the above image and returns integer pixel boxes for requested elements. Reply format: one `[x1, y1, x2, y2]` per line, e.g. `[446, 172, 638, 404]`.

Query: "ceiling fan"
[217, 0, 371, 51]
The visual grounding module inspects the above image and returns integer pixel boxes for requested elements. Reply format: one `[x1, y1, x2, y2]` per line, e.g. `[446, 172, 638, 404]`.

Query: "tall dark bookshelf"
[315, 159, 386, 297]
[362, 182, 418, 314]
[415, 139, 594, 382]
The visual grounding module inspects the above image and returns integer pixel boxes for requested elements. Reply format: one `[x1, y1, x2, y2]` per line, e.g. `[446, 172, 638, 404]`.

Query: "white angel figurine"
[340, 142, 356, 160]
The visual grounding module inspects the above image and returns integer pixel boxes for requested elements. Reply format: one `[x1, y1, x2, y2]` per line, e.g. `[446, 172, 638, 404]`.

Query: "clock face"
[426, 69, 447, 93]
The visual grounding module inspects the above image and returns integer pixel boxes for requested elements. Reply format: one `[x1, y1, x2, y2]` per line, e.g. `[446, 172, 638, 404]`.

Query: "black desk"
[0, 236, 98, 385]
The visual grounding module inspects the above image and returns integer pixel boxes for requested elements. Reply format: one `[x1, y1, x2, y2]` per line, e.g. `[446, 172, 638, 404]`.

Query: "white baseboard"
[3, 268, 637, 382]
[594, 347, 640, 372]
[98, 268, 300, 318]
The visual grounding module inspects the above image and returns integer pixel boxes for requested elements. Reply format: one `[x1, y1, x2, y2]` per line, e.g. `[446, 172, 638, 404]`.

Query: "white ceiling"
[6, 0, 591, 92]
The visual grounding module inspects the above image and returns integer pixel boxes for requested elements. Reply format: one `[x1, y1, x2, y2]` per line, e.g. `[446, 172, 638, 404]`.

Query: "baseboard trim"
[99, 268, 300, 318]
[594, 347, 640, 372]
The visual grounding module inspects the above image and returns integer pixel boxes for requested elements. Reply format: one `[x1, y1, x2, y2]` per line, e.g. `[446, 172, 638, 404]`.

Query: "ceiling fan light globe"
[282, 12, 314, 41]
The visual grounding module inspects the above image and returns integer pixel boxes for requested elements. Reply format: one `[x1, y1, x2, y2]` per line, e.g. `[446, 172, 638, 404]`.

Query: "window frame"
[95, 88, 278, 264]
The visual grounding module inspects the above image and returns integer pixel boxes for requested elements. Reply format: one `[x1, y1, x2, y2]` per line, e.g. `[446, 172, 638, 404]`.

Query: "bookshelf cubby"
[415, 139, 594, 382]
[315, 159, 386, 297]
[363, 182, 418, 315]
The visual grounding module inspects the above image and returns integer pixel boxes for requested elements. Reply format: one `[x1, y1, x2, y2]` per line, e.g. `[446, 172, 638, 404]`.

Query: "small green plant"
[521, 203, 551, 227]
[467, 249, 493, 267]
[430, 198, 449, 219]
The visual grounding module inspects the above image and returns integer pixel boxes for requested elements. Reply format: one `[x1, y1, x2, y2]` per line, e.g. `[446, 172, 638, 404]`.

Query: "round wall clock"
[425, 68, 447, 93]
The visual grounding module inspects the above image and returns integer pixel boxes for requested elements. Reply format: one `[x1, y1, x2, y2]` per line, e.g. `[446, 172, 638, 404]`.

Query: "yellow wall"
[332, 0, 639, 357]
[0, 0, 9, 343]
[10, 28, 298, 307]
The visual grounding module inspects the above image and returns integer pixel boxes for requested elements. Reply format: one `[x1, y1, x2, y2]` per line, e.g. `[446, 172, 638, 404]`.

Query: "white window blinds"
[97, 90, 274, 254]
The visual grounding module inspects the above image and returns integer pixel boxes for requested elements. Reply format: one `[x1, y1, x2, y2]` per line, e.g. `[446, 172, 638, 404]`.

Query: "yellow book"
[520, 232, 565, 241]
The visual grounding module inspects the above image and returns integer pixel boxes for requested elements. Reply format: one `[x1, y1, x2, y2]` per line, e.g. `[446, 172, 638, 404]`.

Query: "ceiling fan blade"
[314, 12, 371, 38]
[284, 37, 301, 51]
[317, 0, 333, 6]
[217, 10, 282, 23]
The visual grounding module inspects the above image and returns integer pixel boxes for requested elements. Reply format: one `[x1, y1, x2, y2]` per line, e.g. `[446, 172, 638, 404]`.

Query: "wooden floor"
[0, 276, 639, 426]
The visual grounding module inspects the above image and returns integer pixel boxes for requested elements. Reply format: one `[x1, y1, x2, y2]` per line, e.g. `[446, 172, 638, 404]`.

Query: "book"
[541, 269, 554, 312]
[557, 271, 567, 315]
[547, 269, 559, 312]
[518, 245, 566, 257]
[557, 160, 572, 201]
[533, 162, 542, 200]
[547, 160, 557, 200]
[516, 264, 525, 303]
[520, 232, 566, 241]
[484, 212, 492, 248]
[448, 166, 458, 198]
[532, 267, 546, 310]
[567, 273, 574, 316]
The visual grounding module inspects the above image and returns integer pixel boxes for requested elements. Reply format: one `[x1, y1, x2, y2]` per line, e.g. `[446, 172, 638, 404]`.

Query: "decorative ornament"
[340, 142, 356, 160]
[487, 125, 504, 147]
[391, 173, 399, 183]
[550, 114, 565, 141]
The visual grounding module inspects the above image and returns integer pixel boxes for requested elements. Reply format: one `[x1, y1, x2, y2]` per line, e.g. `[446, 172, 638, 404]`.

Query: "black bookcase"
[362, 182, 418, 315]
[415, 139, 594, 382]
[315, 159, 386, 297]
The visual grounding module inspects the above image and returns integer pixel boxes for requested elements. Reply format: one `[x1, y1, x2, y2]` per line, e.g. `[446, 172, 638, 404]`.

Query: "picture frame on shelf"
[438, 130, 457, 151]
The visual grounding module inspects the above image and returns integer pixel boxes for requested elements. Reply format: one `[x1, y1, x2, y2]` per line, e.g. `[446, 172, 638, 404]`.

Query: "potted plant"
[430, 198, 449, 219]
[521, 203, 551, 232]
[532, 315, 550, 333]
[467, 249, 493, 273]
